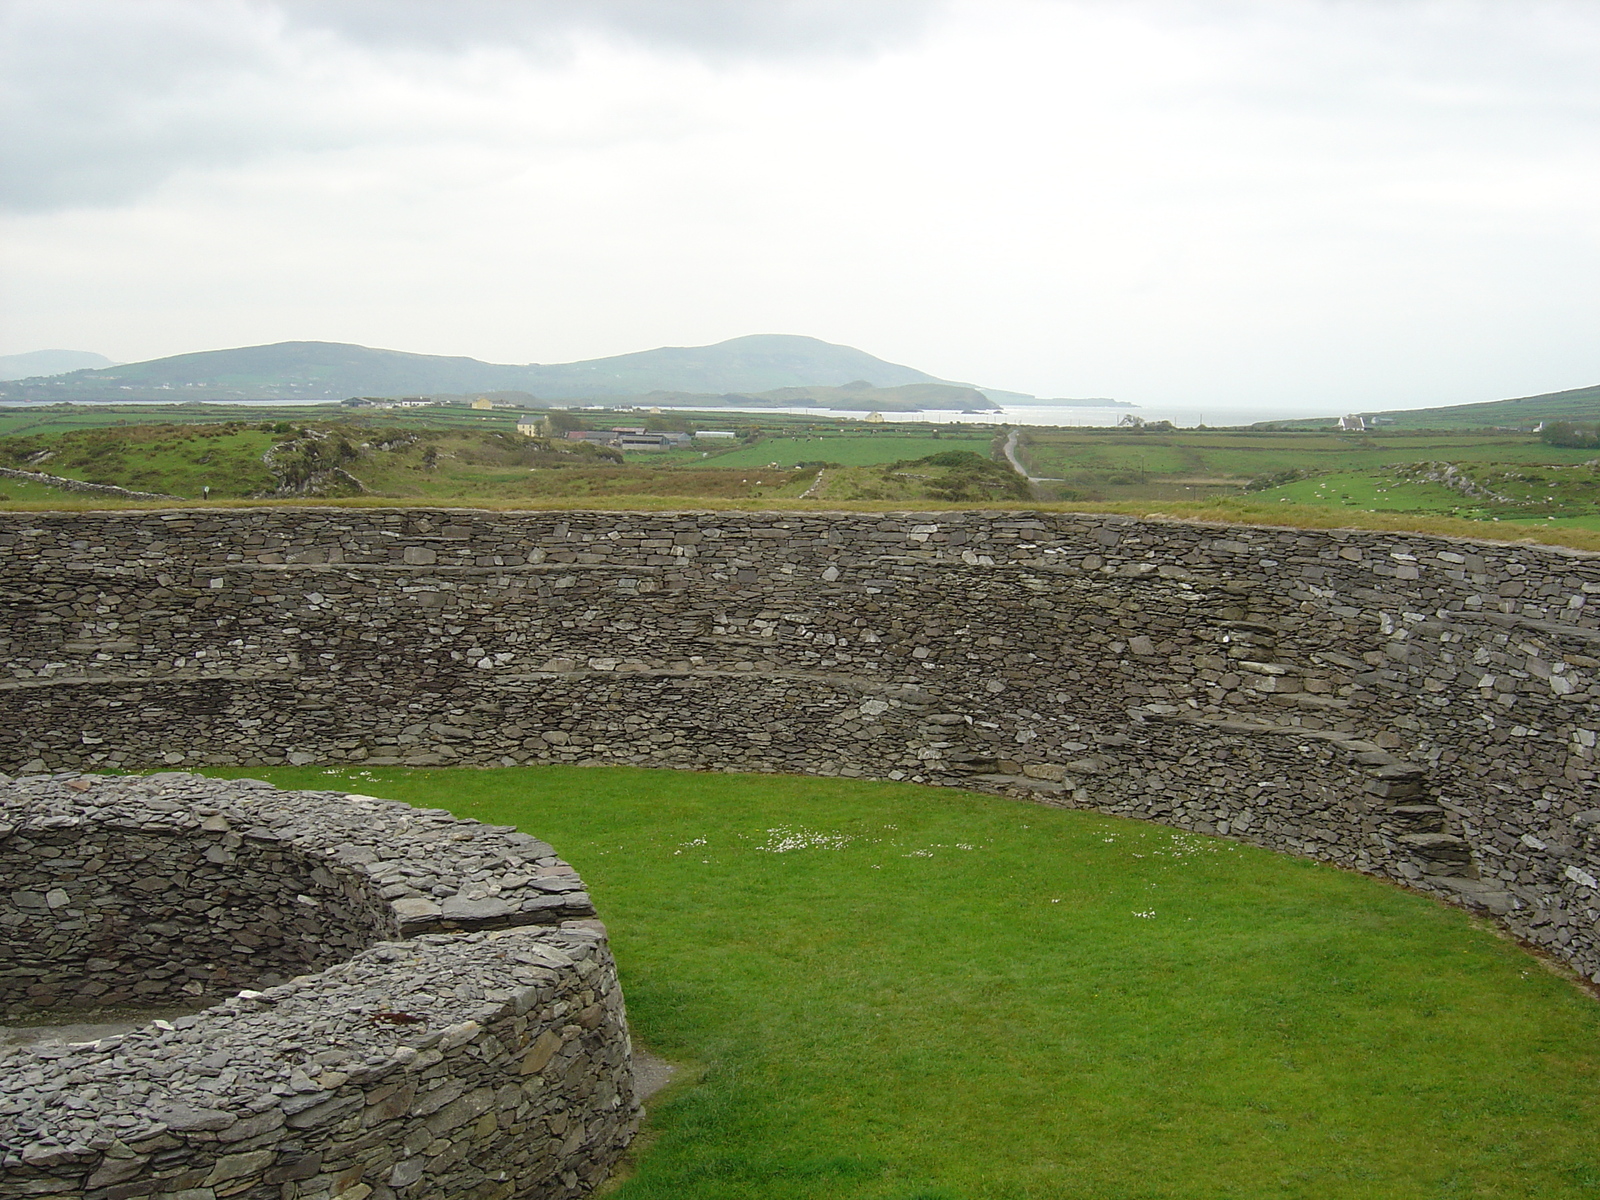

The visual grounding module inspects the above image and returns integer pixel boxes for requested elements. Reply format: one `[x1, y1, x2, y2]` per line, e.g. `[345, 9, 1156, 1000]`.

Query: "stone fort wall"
[0, 773, 638, 1200]
[6, 508, 1600, 982]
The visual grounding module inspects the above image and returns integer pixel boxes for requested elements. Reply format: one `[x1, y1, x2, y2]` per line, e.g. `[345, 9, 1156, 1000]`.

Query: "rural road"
[1002, 429, 1061, 485]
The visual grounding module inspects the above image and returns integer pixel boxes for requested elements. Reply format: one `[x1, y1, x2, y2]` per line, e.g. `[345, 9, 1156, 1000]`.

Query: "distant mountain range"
[639, 382, 998, 412]
[0, 349, 117, 381]
[0, 334, 1070, 407]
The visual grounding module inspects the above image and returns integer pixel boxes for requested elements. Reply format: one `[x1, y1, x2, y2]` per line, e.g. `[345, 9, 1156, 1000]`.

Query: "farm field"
[14, 410, 1600, 547]
[0, 403, 857, 441]
[691, 429, 997, 469]
[1013, 428, 1600, 503]
[1249, 462, 1600, 532]
[0, 415, 1021, 505]
[209, 764, 1600, 1200]
[0, 402, 542, 439]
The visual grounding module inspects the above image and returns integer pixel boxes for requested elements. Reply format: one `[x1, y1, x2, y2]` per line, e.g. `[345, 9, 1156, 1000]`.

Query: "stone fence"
[0, 467, 176, 502]
[4, 507, 1600, 983]
[0, 773, 638, 1200]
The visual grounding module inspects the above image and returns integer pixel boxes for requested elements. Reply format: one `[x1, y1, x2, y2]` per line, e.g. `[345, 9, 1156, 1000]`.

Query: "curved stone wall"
[0, 773, 638, 1199]
[4, 507, 1600, 987]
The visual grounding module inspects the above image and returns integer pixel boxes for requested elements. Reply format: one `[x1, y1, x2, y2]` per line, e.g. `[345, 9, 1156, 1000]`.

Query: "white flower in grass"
[755, 825, 856, 853]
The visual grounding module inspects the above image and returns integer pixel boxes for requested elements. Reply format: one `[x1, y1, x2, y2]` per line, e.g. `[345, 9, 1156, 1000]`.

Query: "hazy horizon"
[5, 1, 1598, 416]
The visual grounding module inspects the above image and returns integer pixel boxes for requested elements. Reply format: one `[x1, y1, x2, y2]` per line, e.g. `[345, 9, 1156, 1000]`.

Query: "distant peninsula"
[0, 334, 1095, 409]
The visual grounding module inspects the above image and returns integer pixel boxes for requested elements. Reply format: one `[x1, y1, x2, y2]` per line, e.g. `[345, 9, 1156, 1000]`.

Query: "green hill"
[1262, 383, 1600, 431]
[0, 334, 972, 403]
[642, 381, 999, 412]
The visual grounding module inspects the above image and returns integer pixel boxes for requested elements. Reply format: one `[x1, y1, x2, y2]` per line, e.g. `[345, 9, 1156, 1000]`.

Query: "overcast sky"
[3, 0, 1598, 413]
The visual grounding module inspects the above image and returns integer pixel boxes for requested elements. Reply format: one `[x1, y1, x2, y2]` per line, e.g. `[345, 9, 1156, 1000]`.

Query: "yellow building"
[471, 397, 493, 411]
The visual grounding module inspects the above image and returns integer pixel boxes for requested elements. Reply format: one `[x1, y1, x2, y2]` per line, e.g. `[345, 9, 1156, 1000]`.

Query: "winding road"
[1002, 429, 1061, 486]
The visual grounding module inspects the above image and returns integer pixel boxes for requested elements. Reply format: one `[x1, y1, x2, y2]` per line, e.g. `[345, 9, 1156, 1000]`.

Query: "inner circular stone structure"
[0, 772, 639, 1200]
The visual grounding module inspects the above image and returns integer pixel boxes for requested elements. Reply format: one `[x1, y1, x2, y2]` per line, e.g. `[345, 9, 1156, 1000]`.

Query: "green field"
[1013, 429, 1600, 502]
[204, 765, 1600, 1200]
[0, 474, 81, 502]
[0, 415, 1021, 505]
[0, 402, 541, 439]
[1250, 462, 1600, 532]
[21, 409, 1600, 551]
[696, 430, 997, 469]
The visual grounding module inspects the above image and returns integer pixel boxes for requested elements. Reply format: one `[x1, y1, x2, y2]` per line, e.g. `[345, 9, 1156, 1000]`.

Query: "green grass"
[0, 475, 83, 502]
[1251, 463, 1600, 533]
[0, 404, 864, 440]
[1016, 430, 1600, 503]
[0, 421, 1015, 505]
[0, 403, 535, 438]
[1255, 470, 1467, 515]
[23, 413, 1600, 551]
[699, 432, 996, 469]
[207, 765, 1600, 1199]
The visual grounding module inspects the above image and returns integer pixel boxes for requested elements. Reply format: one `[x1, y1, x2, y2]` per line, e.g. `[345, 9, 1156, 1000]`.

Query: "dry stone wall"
[6, 508, 1600, 982]
[0, 774, 597, 1018]
[0, 773, 638, 1200]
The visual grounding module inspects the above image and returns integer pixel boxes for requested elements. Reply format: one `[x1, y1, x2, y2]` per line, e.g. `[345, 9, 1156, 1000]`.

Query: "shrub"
[1540, 421, 1600, 448]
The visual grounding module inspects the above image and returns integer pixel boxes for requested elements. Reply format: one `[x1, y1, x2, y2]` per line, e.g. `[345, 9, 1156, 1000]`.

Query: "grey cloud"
[0, 0, 941, 214]
[1, 1, 343, 213]
[277, 0, 942, 59]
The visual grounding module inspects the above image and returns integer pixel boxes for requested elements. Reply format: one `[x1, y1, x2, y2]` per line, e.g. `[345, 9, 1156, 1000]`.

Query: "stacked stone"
[0, 774, 596, 1018]
[0, 926, 638, 1200]
[6, 508, 1600, 982]
[0, 774, 637, 1199]
[0, 467, 175, 502]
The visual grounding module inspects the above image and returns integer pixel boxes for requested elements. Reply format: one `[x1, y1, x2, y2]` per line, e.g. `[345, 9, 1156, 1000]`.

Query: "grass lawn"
[213, 765, 1600, 1199]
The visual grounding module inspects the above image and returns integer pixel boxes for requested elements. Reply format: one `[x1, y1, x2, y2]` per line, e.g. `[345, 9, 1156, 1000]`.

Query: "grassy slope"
[0, 422, 1018, 505]
[0, 474, 85, 502]
[1017, 430, 1600, 492]
[214, 765, 1600, 1200]
[0, 404, 539, 439]
[1, 423, 282, 497]
[1263, 384, 1600, 432]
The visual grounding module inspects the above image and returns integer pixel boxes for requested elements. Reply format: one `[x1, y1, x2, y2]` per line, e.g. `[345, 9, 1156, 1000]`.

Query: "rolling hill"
[641, 381, 998, 412]
[0, 334, 992, 403]
[1262, 382, 1600, 431]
